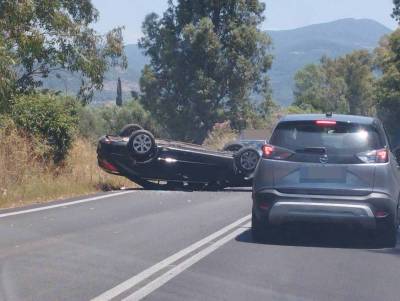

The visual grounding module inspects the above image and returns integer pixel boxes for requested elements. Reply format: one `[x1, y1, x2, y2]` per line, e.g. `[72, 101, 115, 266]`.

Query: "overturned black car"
[97, 124, 262, 190]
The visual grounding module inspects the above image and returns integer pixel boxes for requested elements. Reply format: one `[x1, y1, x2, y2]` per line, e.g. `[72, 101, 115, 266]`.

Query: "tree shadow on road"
[236, 223, 400, 251]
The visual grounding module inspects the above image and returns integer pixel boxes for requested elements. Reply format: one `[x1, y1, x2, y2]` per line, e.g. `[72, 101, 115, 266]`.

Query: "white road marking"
[0, 191, 133, 218]
[123, 222, 251, 301]
[91, 214, 251, 301]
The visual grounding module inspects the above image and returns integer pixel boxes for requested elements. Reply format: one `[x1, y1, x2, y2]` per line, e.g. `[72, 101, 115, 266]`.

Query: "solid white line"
[91, 215, 251, 301]
[123, 222, 251, 301]
[0, 191, 133, 218]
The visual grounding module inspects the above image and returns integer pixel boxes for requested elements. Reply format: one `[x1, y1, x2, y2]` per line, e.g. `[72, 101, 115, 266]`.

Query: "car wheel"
[223, 143, 244, 152]
[128, 130, 156, 159]
[119, 124, 143, 137]
[375, 218, 398, 248]
[235, 147, 260, 174]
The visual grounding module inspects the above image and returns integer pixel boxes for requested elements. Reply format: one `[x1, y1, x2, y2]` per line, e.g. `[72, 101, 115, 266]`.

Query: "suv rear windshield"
[270, 121, 385, 164]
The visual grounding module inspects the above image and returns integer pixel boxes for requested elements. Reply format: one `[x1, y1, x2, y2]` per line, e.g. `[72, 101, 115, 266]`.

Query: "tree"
[393, 0, 400, 23]
[294, 64, 327, 111]
[11, 93, 79, 163]
[139, 0, 272, 143]
[375, 30, 400, 146]
[0, 35, 15, 111]
[131, 90, 139, 99]
[293, 51, 374, 115]
[116, 77, 123, 106]
[337, 50, 375, 115]
[78, 100, 163, 141]
[293, 61, 348, 113]
[0, 0, 126, 105]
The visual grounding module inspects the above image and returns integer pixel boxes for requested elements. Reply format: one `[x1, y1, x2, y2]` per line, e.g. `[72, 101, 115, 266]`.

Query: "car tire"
[223, 142, 244, 152]
[234, 147, 260, 174]
[128, 130, 156, 159]
[251, 213, 265, 242]
[251, 212, 277, 242]
[119, 124, 143, 137]
[375, 218, 398, 248]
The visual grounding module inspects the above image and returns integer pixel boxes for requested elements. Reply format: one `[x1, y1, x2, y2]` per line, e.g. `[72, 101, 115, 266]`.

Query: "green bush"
[10, 93, 79, 163]
[78, 100, 164, 141]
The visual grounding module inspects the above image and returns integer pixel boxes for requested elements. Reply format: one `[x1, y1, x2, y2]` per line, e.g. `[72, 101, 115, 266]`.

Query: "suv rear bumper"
[253, 189, 396, 229]
[269, 201, 375, 228]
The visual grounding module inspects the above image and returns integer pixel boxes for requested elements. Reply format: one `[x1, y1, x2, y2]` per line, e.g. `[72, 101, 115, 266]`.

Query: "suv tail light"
[262, 144, 294, 160]
[357, 148, 388, 164]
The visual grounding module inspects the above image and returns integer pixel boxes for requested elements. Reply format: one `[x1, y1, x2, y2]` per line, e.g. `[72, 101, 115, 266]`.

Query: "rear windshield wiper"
[295, 147, 327, 155]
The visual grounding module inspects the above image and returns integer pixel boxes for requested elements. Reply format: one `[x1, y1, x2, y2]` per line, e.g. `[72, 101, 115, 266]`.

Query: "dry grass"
[0, 123, 134, 209]
[203, 121, 238, 150]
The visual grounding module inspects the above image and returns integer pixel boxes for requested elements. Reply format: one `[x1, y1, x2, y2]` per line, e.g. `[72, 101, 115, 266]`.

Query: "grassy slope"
[0, 129, 134, 209]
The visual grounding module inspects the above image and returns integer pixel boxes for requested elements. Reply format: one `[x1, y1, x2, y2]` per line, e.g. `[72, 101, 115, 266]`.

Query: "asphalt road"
[0, 189, 399, 301]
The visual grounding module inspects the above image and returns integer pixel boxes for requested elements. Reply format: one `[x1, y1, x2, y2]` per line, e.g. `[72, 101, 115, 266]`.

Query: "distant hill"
[42, 44, 146, 104]
[267, 18, 391, 105]
[43, 18, 391, 106]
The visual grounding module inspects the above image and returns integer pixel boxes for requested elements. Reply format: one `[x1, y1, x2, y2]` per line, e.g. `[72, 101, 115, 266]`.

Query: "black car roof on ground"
[280, 114, 377, 125]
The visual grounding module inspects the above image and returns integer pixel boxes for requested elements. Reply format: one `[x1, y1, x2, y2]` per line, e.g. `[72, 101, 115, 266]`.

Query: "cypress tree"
[116, 77, 122, 106]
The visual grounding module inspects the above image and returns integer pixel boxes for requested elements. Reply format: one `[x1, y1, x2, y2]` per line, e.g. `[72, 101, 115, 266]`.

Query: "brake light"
[315, 120, 337, 126]
[357, 148, 388, 164]
[262, 144, 294, 160]
[99, 159, 119, 172]
[377, 149, 388, 163]
[262, 145, 274, 156]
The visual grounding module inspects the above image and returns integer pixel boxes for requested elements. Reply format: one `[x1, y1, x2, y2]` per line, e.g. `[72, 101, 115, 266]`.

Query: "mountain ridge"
[267, 18, 391, 105]
[43, 18, 391, 106]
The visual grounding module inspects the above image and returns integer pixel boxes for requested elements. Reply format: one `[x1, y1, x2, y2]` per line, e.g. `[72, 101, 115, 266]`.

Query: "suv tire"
[252, 211, 276, 242]
[375, 218, 398, 248]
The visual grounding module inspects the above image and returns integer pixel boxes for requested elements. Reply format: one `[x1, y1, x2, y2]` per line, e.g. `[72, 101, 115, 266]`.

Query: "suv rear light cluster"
[357, 148, 388, 164]
[262, 144, 294, 160]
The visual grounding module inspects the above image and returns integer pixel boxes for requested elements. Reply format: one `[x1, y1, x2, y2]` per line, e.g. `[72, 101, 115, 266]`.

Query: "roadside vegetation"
[0, 0, 399, 208]
[293, 29, 400, 145]
[0, 120, 133, 208]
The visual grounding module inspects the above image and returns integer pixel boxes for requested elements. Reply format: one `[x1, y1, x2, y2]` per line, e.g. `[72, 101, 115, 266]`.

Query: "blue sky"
[92, 0, 398, 44]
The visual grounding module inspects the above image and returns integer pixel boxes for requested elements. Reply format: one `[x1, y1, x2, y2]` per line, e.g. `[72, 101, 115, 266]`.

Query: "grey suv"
[252, 114, 400, 247]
